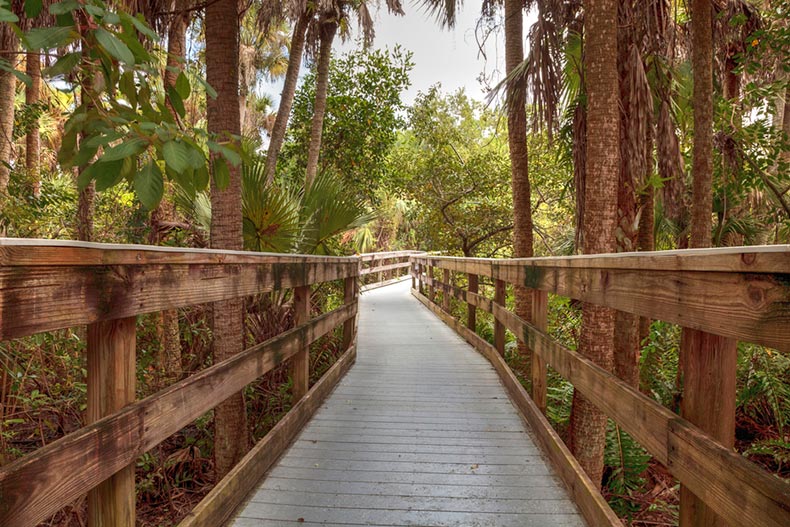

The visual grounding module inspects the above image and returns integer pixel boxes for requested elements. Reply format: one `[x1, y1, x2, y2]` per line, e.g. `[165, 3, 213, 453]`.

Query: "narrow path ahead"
[232, 280, 585, 526]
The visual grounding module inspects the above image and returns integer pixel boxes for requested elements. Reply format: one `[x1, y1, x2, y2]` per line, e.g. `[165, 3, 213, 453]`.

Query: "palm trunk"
[504, 0, 534, 372]
[304, 17, 337, 188]
[0, 24, 17, 198]
[568, 0, 619, 488]
[264, 12, 310, 185]
[25, 52, 41, 197]
[206, 0, 249, 479]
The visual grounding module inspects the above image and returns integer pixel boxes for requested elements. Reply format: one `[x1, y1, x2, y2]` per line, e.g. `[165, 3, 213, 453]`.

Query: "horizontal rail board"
[0, 239, 358, 266]
[360, 261, 411, 275]
[359, 251, 422, 262]
[413, 245, 790, 272]
[0, 261, 358, 340]
[413, 250, 790, 351]
[0, 303, 356, 527]
[412, 279, 790, 527]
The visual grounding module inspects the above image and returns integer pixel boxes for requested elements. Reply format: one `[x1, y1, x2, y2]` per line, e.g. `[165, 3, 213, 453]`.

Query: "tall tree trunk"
[304, 17, 337, 188]
[719, 47, 742, 246]
[690, 0, 714, 248]
[206, 0, 249, 479]
[264, 12, 310, 185]
[568, 0, 619, 488]
[504, 0, 534, 372]
[0, 24, 17, 198]
[25, 52, 41, 197]
[164, 0, 189, 100]
[679, 2, 738, 525]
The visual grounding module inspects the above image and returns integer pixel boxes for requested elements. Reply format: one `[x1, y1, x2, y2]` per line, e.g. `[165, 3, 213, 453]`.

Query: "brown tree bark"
[264, 12, 310, 185]
[504, 0, 534, 373]
[206, 0, 249, 479]
[690, 0, 714, 248]
[304, 16, 337, 188]
[568, 0, 619, 488]
[25, 52, 41, 197]
[0, 24, 17, 198]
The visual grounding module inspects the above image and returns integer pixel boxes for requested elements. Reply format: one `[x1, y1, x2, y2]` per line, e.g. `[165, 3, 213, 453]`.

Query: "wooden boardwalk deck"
[231, 280, 585, 527]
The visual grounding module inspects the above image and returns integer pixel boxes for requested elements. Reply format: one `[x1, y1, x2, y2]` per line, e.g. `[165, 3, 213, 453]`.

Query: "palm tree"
[304, 9, 339, 188]
[263, 7, 313, 185]
[205, 0, 249, 479]
[0, 18, 17, 199]
[567, 0, 619, 487]
[303, 0, 402, 188]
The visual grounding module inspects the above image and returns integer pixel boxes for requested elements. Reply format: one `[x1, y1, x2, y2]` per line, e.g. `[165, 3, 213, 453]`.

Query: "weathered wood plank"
[494, 279, 506, 356]
[86, 317, 136, 527]
[177, 344, 357, 527]
[0, 260, 358, 340]
[0, 303, 355, 527]
[531, 290, 548, 413]
[290, 286, 310, 401]
[412, 251, 790, 350]
[360, 261, 411, 275]
[0, 238, 358, 266]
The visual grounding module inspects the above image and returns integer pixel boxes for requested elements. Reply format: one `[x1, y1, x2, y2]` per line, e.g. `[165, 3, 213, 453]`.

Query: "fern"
[604, 422, 651, 518]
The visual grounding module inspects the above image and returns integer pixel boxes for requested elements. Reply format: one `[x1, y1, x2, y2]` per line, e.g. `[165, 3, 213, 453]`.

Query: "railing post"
[291, 285, 310, 401]
[531, 290, 548, 413]
[418, 263, 424, 295]
[442, 268, 451, 312]
[679, 329, 737, 527]
[428, 265, 435, 302]
[411, 259, 416, 290]
[342, 275, 358, 350]
[494, 279, 506, 356]
[467, 273, 478, 331]
[87, 317, 136, 527]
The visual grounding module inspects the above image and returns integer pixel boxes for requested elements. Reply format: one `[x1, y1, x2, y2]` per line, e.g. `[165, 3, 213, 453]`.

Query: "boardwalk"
[231, 280, 585, 526]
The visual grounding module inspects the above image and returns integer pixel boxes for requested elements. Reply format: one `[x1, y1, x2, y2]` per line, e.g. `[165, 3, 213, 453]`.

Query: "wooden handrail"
[413, 247, 790, 351]
[0, 239, 362, 527]
[411, 245, 790, 527]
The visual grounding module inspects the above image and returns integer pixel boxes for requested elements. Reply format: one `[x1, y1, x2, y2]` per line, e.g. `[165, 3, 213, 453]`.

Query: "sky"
[264, 1, 535, 106]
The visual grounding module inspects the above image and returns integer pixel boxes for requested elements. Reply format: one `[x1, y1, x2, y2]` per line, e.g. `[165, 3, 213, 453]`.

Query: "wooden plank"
[467, 273, 478, 330]
[291, 286, 310, 401]
[411, 288, 620, 527]
[0, 303, 355, 527]
[342, 277, 357, 351]
[86, 317, 136, 527]
[668, 419, 790, 527]
[360, 261, 411, 275]
[359, 250, 422, 262]
[412, 254, 790, 351]
[411, 245, 790, 272]
[443, 269, 451, 312]
[531, 290, 548, 414]
[177, 344, 357, 527]
[360, 275, 410, 292]
[678, 328, 738, 527]
[0, 260, 358, 340]
[0, 238, 358, 266]
[494, 279, 506, 356]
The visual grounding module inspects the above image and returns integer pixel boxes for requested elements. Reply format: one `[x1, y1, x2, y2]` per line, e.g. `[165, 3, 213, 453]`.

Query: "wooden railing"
[0, 239, 378, 527]
[411, 246, 790, 527]
[359, 250, 423, 290]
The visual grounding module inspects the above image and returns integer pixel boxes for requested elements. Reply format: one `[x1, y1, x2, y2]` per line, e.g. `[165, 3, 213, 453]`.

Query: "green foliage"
[282, 46, 413, 201]
[6, 0, 243, 211]
[604, 423, 652, 517]
[639, 321, 681, 410]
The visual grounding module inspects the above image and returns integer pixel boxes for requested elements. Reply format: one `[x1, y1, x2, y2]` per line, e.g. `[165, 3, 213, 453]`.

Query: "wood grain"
[411, 252, 790, 350]
[0, 260, 358, 340]
[86, 317, 136, 527]
[0, 304, 355, 527]
[290, 286, 310, 401]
